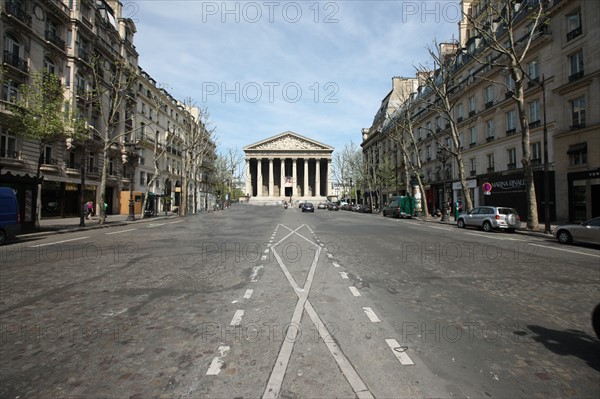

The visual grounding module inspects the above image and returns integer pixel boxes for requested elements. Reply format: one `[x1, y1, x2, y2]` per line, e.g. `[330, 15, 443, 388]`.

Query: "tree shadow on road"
[526, 324, 600, 371]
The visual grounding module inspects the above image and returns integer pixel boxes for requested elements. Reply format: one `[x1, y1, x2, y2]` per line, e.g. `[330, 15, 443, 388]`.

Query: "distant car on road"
[301, 202, 314, 213]
[554, 217, 600, 245]
[327, 203, 339, 211]
[317, 202, 327, 209]
[456, 206, 519, 232]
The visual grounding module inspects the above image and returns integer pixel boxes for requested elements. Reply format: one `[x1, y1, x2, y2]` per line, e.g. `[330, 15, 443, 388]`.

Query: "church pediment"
[244, 131, 333, 153]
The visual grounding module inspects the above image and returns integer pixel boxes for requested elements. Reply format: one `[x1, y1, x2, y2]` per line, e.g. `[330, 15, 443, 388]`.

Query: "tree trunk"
[99, 144, 109, 224]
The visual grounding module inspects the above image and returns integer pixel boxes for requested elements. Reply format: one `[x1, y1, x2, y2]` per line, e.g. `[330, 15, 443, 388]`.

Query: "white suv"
[456, 206, 520, 232]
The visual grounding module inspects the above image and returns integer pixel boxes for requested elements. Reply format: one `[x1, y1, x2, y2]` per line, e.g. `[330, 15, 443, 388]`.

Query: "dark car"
[358, 204, 372, 213]
[301, 202, 314, 212]
[328, 203, 340, 211]
[0, 187, 21, 245]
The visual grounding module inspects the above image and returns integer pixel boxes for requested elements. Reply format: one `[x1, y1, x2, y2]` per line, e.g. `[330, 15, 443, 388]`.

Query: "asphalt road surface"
[1, 205, 599, 398]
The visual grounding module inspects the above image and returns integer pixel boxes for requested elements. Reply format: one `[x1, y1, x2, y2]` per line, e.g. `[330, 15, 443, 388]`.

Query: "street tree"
[5, 71, 85, 227]
[86, 56, 138, 224]
[463, 0, 549, 229]
[384, 97, 431, 219]
[415, 42, 474, 213]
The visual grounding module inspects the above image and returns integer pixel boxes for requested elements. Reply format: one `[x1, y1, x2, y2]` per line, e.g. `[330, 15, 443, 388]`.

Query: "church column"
[268, 158, 274, 197]
[292, 158, 297, 198]
[303, 159, 309, 197]
[245, 159, 251, 196]
[257, 158, 263, 197]
[280, 158, 285, 197]
[315, 158, 321, 197]
[326, 158, 332, 196]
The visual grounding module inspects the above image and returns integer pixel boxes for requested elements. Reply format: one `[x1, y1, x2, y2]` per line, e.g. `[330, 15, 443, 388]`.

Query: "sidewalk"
[21, 212, 181, 238]
[414, 214, 557, 239]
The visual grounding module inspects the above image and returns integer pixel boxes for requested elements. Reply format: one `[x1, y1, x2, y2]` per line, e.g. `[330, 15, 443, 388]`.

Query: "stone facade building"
[362, 0, 599, 223]
[1, 0, 215, 226]
[243, 131, 334, 203]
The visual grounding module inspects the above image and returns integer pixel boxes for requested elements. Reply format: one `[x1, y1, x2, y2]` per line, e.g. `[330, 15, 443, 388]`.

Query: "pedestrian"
[104, 202, 108, 219]
[86, 201, 93, 219]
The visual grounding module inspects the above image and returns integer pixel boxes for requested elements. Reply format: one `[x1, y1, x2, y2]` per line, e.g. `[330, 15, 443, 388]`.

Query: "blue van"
[0, 187, 21, 245]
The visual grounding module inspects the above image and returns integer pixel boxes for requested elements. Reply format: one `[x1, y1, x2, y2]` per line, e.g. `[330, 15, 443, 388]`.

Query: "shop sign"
[65, 183, 78, 191]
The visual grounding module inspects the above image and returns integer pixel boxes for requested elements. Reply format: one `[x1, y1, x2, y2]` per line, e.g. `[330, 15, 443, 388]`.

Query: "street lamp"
[121, 141, 139, 221]
[437, 148, 449, 222]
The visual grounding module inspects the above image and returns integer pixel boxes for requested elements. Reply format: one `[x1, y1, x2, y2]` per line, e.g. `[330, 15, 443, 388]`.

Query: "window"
[566, 10, 582, 41]
[468, 96, 476, 114]
[571, 96, 586, 128]
[484, 85, 494, 106]
[426, 145, 432, 160]
[505, 74, 515, 94]
[506, 110, 516, 134]
[529, 100, 540, 127]
[470, 127, 477, 145]
[456, 103, 464, 121]
[67, 30, 73, 47]
[528, 59, 540, 81]
[0, 129, 17, 158]
[43, 145, 53, 165]
[2, 80, 20, 103]
[470, 158, 477, 176]
[140, 172, 146, 186]
[43, 57, 56, 75]
[88, 152, 95, 173]
[568, 143, 587, 165]
[459, 131, 465, 149]
[531, 142, 542, 164]
[569, 50, 584, 81]
[486, 119, 494, 140]
[507, 148, 517, 170]
[65, 66, 71, 87]
[487, 153, 495, 172]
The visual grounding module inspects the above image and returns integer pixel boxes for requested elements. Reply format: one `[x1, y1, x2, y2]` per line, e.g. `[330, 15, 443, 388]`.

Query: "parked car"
[0, 187, 21, 245]
[301, 202, 315, 213]
[382, 196, 414, 218]
[327, 203, 340, 211]
[317, 202, 327, 209]
[456, 206, 519, 232]
[554, 217, 600, 245]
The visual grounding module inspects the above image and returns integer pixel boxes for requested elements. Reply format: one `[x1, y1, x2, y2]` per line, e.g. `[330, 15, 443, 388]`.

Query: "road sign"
[482, 182, 492, 193]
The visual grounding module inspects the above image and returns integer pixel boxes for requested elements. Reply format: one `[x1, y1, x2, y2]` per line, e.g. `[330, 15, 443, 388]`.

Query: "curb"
[18, 215, 180, 239]
[412, 216, 555, 239]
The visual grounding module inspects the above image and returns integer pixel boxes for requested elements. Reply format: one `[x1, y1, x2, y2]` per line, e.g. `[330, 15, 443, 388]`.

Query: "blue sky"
[130, 1, 460, 154]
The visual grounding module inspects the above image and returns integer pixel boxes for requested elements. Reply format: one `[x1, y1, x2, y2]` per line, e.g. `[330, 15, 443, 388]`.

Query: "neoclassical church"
[243, 132, 334, 202]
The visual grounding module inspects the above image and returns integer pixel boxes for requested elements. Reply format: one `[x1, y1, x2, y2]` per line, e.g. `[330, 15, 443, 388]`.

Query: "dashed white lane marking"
[250, 266, 263, 282]
[362, 307, 381, 323]
[230, 310, 245, 326]
[206, 346, 230, 375]
[332, 262, 341, 268]
[349, 286, 361, 297]
[147, 223, 167, 228]
[385, 338, 415, 365]
[106, 228, 136, 235]
[530, 243, 600, 258]
[30, 236, 90, 248]
[244, 289, 253, 299]
[339, 272, 349, 279]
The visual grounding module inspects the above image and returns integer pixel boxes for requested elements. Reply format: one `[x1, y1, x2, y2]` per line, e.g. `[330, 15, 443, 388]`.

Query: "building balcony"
[487, 166, 495, 173]
[568, 71, 584, 83]
[506, 128, 517, 136]
[3, 51, 28, 73]
[470, 170, 477, 177]
[486, 136, 495, 143]
[5, 2, 32, 26]
[567, 26, 582, 41]
[570, 122, 586, 130]
[507, 163, 517, 170]
[457, 116, 463, 123]
[470, 142, 477, 148]
[485, 101, 494, 109]
[529, 120, 541, 129]
[505, 91, 514, 99]
[469, 110, 476, 117]
[531, 158, 542, 166]
[45, 30, 66, 51]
